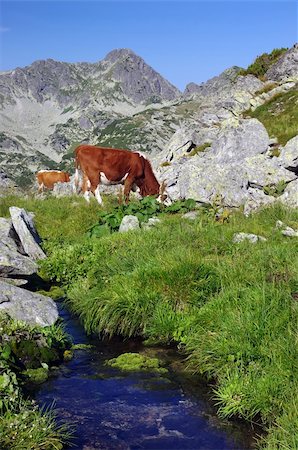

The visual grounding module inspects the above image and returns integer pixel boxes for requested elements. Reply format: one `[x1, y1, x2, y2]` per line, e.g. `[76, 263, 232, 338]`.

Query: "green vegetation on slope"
[238, 48, 288, 79]
[245, 86, 298, 145]
[0, 314, 72, 449]
[1, 195, 298, 449]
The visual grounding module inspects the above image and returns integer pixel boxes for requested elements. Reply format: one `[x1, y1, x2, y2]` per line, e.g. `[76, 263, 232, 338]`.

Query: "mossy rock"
[22, 367, 49, 384]
[12, 340, 59, 369]
[105, 352, 168, 374]
[63, 349, 74, 361]
[71, 343, 94, 351]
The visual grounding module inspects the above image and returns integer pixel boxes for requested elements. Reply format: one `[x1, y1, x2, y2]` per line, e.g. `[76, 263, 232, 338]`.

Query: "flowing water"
[33, 303, 259, 450]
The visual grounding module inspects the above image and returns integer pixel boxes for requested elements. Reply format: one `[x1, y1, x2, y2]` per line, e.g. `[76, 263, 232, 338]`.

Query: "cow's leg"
[123, 176, 135, 203]
[38, 182, 44, 194]
[82, 174, 91, 203]
[89, 172, 102, 205]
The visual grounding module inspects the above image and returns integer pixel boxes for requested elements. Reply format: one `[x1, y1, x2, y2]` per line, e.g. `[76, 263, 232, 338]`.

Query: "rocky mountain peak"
[184, 66, 243, 97]
[104, 48, 137, 63]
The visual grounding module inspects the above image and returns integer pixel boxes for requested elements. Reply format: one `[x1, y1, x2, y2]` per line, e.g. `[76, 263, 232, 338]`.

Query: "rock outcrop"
[158, 117, 297, 211]
[0, 208, 57, 326]
[266, 44, 298, 82]
[0, 280, 58, 326]
[9, 207, 46, 260]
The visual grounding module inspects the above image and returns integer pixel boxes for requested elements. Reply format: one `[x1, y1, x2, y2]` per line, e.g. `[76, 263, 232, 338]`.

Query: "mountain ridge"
[0, 45, 297, 189]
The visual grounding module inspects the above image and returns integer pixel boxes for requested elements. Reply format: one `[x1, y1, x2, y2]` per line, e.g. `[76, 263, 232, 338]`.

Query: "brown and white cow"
[36, 170, 70, 193]
[74, 144, 169, 204]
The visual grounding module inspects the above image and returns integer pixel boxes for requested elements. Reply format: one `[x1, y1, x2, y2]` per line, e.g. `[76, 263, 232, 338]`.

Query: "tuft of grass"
[254, 82, 278, 96]
[188, 142, 211, 157]
[263, 180, 287, 197]
[245, 87, 298, 145]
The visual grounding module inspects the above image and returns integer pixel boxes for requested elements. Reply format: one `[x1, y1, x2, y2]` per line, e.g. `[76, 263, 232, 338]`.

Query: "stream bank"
[32, 302, 260, 450]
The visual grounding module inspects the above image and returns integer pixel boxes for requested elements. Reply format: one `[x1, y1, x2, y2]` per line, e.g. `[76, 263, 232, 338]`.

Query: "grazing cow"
[74, 144, 169, 204]
[36, 170, 70, 193]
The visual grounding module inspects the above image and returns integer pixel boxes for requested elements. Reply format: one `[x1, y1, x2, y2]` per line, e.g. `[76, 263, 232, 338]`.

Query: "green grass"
[188, 142, 211, 157]
[1, 195, 298, 449]
[245, 87, 298, 145]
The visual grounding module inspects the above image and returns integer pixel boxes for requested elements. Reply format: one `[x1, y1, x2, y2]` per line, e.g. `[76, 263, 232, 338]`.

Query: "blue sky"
[0, 1, 297, 90]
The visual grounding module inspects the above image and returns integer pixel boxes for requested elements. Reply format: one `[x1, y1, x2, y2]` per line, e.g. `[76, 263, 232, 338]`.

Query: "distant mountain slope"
[0, 49, 181, 185]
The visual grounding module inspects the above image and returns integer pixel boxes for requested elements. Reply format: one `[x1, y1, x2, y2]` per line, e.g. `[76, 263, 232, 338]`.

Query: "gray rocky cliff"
[266, 44, 298, 81]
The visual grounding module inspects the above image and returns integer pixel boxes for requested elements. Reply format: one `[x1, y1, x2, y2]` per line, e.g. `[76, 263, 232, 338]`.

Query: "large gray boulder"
[9, 207, 46, 260]
[0, 218, 38, 277]
[209, 118, 269, 163]
[0, 280, 58, 326]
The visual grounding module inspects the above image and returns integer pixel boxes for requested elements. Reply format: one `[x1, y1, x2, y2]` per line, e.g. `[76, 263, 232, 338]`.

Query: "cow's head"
[157, 180, 172, 206]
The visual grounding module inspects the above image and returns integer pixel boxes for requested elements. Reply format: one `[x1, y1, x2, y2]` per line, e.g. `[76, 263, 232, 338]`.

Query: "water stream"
[33, 303, 259, 450]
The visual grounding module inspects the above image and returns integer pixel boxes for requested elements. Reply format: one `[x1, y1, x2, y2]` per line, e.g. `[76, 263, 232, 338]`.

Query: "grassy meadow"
[1, 194, 298, 449]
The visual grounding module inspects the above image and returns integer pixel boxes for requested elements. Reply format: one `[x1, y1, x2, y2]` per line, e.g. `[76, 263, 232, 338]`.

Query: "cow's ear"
[159, 180, 167, 195]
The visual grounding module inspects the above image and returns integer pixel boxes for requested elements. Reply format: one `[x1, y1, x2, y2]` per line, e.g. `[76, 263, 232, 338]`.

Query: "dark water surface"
[33, 304, 259, 450]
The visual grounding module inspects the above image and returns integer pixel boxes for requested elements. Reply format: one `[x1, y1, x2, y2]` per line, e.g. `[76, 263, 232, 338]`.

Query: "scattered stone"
[182, 211, 199, 220]
[232, 233, 267, 244]
[142, 217, 161, 229]
[9, 207, 46, 260]
[0, 280, 58, 326]
[281, 227, 298, 237]
[119, 215, 140, 232]
[275, 220, 284, 228]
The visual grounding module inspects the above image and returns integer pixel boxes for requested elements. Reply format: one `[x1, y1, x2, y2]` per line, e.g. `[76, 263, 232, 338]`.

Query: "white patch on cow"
[87, 179, 91, 189]
[100, 172, 128, 186]
[84, 190, 91, 203]
[94, 185, 103, 204]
